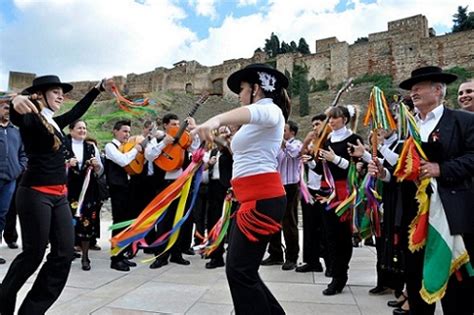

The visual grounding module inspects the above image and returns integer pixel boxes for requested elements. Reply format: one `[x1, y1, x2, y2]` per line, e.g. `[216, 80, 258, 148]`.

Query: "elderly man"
[458, 79, 474, 112]
[395, 66, 474, 315]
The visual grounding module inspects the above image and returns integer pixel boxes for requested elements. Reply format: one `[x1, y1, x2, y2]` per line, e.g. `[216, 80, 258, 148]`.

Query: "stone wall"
[8, 71, 35, 93]
[8, 14, 474, 99]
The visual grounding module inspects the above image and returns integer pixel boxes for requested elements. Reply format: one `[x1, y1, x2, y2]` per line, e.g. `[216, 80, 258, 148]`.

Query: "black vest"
[105, 143, 129, 187]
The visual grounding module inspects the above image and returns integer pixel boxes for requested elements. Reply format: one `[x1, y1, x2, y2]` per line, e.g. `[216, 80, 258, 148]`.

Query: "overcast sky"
[0, 0, 470, 90]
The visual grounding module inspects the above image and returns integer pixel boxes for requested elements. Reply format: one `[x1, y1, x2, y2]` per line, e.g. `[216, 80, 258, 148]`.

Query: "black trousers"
[152, 179, 191, 259]
[267, 183, 299, 262]
[300, 188, 325, 265]
[2, 186, 19, 244]
[207, 179, 228, 259]
[226, 195, 286, 315]
[0, 187, 74, 315]
[406, 233, 474, 315]
[193, 183, 208, 246]
[322, 209, 353, 280]
[109, 184, 132, 262]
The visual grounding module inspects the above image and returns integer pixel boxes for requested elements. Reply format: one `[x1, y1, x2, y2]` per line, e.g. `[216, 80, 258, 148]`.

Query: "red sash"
[231, 172, 286, 242]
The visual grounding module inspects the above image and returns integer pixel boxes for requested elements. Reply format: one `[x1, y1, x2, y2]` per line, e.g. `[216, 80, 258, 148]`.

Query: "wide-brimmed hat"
[399, 66, 457, 90]
[227, 63, 289, 94]
[22, 75, 73, 94]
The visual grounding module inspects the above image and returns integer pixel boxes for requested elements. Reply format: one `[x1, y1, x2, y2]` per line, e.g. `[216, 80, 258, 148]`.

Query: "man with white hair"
[395, 66, 474, 315]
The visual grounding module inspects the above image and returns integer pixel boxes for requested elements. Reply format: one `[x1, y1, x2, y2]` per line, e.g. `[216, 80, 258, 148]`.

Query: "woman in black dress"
[65, 120, 103, 271]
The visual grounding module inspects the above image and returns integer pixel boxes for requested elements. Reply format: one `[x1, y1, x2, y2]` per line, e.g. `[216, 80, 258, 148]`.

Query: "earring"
[252, 92, 256, 96]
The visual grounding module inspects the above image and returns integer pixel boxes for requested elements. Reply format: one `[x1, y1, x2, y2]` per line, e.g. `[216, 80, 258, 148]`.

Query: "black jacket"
[426, 108, 474, 234]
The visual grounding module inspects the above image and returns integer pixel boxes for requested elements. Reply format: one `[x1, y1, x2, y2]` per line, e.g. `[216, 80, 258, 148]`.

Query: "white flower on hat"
[258, 71, 276, 92]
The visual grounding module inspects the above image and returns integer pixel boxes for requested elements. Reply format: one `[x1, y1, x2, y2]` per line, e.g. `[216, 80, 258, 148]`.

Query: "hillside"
[61, 81, 462, 148]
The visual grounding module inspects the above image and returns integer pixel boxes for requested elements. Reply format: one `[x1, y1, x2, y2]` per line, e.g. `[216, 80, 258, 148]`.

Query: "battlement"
[8, 14, 473, 98]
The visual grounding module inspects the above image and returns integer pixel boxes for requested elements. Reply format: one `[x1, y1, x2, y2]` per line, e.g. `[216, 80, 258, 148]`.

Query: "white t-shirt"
[230, 98, 285, 179]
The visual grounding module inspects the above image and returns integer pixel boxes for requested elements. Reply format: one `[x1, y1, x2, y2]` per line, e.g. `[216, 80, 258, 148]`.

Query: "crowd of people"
[0, 65, 472, 315]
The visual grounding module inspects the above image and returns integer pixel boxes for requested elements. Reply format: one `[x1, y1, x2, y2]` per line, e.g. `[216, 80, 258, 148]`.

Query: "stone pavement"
[1, 217, 442, 315]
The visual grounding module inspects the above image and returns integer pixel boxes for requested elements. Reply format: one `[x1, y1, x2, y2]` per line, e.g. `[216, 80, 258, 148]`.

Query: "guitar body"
[154, 126, 192, 171]
[121, 135, 145, 175]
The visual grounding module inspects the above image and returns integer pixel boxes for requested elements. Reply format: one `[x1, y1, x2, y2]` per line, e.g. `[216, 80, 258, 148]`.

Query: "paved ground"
[1, 216, 442, 315]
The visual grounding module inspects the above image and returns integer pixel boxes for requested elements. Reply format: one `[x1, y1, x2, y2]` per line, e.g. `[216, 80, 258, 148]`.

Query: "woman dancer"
[315, 105, 363, 295]
[192, 63, 290, 315]
[0, 75, 111, 314]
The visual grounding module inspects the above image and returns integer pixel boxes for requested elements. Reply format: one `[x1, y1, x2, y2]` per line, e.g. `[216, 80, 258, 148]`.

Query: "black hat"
[227, 63, 289, 94]
[22, 75, 73, 94]
[399, 66, 457, 90]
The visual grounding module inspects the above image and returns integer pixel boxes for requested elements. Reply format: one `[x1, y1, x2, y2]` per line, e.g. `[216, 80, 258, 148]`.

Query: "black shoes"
[150, 258, 168, 269]
[388, 294, 408, 308]
[322, 278, 347, 296]
[368, 285, 389, 295]
[82, 259, 91, 271]
[110, 260, 130, 272]
[205, 258, 225, 269]
[261, 256, 284, 266]
[90, 244, 101, 251]
[170, 255, 190, 265]
[364, 237, 375, 247]
[282, 260, 297, 271]
[7, 242, 18, 249]
[182, 248, 195, 255]
[295, 263, 323, 273]
[123, 259, 137, 267]
[393, 307, 409, 315]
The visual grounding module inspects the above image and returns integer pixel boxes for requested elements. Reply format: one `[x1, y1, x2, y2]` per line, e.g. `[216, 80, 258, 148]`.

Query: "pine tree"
[297, 38, 311, 54]
[452, 5, 474, 32]
[264, 33, 281, 57]
[290, 41, 298, 52]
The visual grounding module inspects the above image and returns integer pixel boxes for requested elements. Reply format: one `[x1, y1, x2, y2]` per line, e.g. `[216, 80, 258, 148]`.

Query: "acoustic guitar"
[154, 93, 209, 171]
[121, 122, 158, 175]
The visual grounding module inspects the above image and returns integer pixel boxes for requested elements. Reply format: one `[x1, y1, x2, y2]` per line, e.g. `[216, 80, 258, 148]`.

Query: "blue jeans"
[0, 179, 16, 233]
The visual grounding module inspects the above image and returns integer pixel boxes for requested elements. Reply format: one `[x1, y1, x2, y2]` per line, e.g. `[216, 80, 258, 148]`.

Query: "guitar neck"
[173, 95, 207, 142]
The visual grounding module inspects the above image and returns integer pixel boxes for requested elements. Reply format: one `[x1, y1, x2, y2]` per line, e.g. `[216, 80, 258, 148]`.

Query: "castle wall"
[8, 14, 473, 98]
[8, 71, 36, 92]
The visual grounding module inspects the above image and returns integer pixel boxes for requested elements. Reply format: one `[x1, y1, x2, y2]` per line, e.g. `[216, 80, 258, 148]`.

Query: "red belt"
[231, 172, 286, 242]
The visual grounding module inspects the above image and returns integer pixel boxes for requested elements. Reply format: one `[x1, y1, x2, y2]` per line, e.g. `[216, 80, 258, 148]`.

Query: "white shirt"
[416, 105, 444, 142]
[41, 108, 61, 133]
[71, 138, 104, 175]
[307, 160, 322, 190]
[105, 138, 138, 167]
[231, 98, 285, 179]
[144, 134, 201, 180]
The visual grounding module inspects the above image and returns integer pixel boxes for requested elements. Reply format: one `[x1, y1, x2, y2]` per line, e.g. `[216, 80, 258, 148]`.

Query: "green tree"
[280, 41, 291, 53]
[452, 5, 474, 32]
[264, 32, 281, 57]
[290, 41, 298, 52]
[354, 37, 368, 44]
[297, 38, 311, 54]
